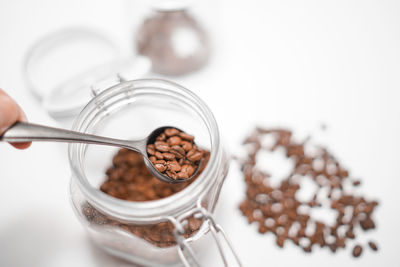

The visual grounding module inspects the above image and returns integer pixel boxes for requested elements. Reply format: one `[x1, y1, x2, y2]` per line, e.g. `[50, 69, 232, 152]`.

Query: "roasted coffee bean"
[147, 128, 205, 180]
[360, 217, 375, 230]
[186, 149, 195, 159]
[155, 151, 164, 160]
[239, 128, 379, 258]
[276, 236, 286, 248]
[181, 141, 192, 151]
[345, 230, 355, 239]
[165, 128, 180, 137]
[168, 136, 182, 146]
[167, 160, 181, 172]
[149, 156, 157, 163]
[155, 163, 167, 173]
[166, 170, 177, 180]
[170, 149, 184, 159]
[162, 153, 176, 161]
[171, 145, 185, 156]
[181, 164, 195, 176]
[156, 133, 167, 141]
[187, 151, 203, 162]
[179, 132, 194, 141]
[147, 144, 156, 155]
[368, 241, 378, 251]
[177, 172, 189, 179]
[352, 245, 363, 257]
[94, 149, 210, 248]
[154, 141, 170, 152]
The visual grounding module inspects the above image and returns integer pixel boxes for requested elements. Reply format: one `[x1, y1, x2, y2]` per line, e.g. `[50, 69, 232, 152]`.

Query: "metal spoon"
[0, 122, 196, 184]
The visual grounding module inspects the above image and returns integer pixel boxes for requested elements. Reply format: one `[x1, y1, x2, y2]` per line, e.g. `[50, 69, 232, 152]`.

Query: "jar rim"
[68, 78, 221, 222]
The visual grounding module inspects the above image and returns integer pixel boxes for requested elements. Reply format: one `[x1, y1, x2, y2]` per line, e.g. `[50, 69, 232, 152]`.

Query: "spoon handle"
[0, 121, 144, 152]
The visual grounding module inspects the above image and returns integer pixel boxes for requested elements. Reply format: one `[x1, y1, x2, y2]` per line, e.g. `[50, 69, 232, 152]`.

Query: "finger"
[0, 93, 20, 133]
[0, 90, 31, 149]
[11, 108, 31, 149]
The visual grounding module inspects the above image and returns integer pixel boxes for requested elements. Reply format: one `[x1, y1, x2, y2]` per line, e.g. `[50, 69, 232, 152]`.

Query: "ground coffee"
[239, 127, 379, 257]
[82, 143, 210, 247]
[147, 128, 204, 180]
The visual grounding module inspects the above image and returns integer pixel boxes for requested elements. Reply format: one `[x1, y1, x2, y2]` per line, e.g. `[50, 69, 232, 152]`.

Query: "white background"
[0, 0, 399, 266]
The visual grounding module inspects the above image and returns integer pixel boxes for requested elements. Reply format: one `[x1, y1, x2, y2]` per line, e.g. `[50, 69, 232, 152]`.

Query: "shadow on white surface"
[88, 240, 142, 267]
[0, 211, 141, 267]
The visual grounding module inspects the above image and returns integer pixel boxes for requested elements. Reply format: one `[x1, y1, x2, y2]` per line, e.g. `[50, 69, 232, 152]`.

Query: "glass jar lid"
[23, 27, 150, 118]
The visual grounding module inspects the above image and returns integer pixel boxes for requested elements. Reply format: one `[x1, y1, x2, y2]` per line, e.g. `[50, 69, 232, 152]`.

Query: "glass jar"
[68, 79, 238, 266]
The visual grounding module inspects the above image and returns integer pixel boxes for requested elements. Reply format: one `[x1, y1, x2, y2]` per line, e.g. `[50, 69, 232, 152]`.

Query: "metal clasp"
[167, 201, 243, 267]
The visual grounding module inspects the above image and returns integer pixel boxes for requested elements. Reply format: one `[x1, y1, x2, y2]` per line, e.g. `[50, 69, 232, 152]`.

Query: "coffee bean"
[345, 230, 355, 239]
[155, 151, 164, 160]
[360, 217, 375, 230]
[95, 149, 210, 248]
[239, 128, 379, 258]
[352, 245, 363, 257]
[170, 149, 184, 159]
[165, 128, 180, 136]
[181, 164, 195, 176]
[181, 141, 192, 151]
[146, 144, 156, 155]
[154, 141, 170, 152]
[146, 128, 205, 180]
[276, 236, 285, 247]
[179, 132, 194, 141]
[186, 149, 195, 159]
[177, 172, 189, 179]
[368, 241, 378, 251]
[168, 136, 182, 146]
[187, 151, 203, 162]
[162, 153, 176, 161]
[167, 160, 181, 172]
[171, 145, 185, 156]
[154, 163, 167, 172]
[329, 244, 338, 252]
[166, 170, 177, 180]
[156, 133, 167, 141]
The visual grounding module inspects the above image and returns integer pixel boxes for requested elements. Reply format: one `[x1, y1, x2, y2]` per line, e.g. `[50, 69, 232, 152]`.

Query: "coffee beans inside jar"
[238, 127, 379, 258]
[147, 128, 205, 180]
[81, 129, 210, 247]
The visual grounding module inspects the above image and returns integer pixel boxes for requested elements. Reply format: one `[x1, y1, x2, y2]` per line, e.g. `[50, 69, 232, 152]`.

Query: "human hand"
[0, 89, 31, 149]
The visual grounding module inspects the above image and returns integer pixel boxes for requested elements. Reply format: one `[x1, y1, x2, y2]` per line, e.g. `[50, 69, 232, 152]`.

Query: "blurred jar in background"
[125, 0, 217, 76]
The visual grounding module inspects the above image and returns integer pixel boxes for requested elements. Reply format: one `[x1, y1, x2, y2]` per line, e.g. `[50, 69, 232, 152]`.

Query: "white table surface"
[0, 0, 399, 266]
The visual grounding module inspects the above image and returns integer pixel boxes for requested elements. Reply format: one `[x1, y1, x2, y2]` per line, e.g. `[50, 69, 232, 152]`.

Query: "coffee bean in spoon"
[146, 128, 204, 180]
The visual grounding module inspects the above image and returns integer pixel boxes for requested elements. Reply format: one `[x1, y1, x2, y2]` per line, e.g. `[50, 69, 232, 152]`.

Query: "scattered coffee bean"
[238, 128, 379, 258]
[368, 241, 378, 251]
[353, 245, 363, 257]
[147, 128, 204, 180]
[83, 148, 210, 248]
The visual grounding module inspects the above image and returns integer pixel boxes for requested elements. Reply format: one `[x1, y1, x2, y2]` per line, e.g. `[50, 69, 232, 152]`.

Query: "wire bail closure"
[167, 200, 243, 267]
